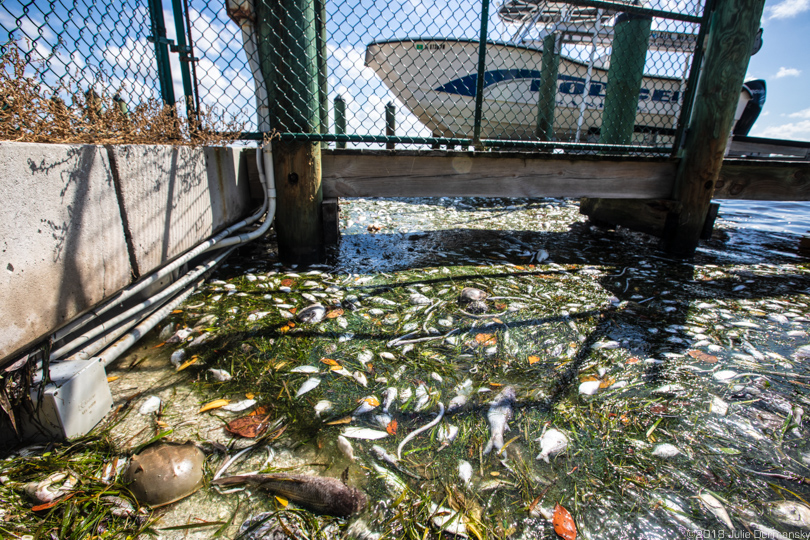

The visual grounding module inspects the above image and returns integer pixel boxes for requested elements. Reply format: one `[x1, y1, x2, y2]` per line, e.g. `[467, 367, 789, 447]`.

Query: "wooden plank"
[727, 137, 810, 160]
[322, 152, 677, 199]
[714, 159, 810, 200]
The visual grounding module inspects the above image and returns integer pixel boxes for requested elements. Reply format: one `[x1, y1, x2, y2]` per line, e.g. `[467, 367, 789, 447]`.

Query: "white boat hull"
[365, 39, 685, 143]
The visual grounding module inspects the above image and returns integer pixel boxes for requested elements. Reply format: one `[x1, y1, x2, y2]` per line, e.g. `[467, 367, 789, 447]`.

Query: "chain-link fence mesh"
[3, 0, 710, 152]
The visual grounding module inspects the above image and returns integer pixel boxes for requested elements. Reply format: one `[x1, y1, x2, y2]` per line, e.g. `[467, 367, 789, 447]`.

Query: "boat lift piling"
[536, 31, 561, 141]
[334, 95, 347, 149]
[386, 102, 396, 149]
[255, 0, 325, 264]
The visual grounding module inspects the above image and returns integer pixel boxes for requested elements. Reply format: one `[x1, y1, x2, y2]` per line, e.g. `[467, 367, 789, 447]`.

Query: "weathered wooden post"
[385, 102, 396, 150]
[599, 12, 652, 146]
[315, 0, 329, 142]
[334, 95, 346, 149]
[255, 0, 324, 265]
[662, 0, 766, 255]
[535, 32, 560, 141]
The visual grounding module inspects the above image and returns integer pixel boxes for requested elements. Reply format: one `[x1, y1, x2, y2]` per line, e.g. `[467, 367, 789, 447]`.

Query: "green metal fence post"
[535, 32, 560, 141]
[170, 0, 197, 120]
[315, 0, 329, 143]
[385, 102, 395, 150]
[472, 0, 490, 147]
[334, 95, 346, 149]
[662, 0, 767, 256]
[255, 0, 324, 265]
[147, 0, 176, 107]
[599, 11, 652, 146]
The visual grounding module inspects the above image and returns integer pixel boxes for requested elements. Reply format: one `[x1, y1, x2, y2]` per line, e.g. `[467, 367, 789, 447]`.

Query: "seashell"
[123, 442, 205, 507]
[536, 428, 569, 463]
[652, 443, 681, 458]
[296, 377, 321, 397]
[297, 304, 326, 324]
[139, 395, 162, 415]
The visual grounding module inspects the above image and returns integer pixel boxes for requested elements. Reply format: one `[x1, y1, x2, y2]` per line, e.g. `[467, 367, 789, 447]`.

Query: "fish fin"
[212, 475, 249, 486]
[341, 467, 350, 486]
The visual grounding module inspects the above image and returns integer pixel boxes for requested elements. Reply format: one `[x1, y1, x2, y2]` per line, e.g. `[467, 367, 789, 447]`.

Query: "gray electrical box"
[23, 357, 114, 441]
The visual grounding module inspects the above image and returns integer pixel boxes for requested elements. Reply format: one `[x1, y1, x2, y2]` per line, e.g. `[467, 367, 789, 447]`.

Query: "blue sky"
[746, 0, 810, 140]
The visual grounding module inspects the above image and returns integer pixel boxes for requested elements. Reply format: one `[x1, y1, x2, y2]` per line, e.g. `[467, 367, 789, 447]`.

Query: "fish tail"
[483, 437, 494, 455]
[212, 475, 251, 486]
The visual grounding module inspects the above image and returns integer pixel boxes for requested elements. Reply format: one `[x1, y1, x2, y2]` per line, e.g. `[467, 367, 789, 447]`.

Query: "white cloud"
[768, 0, 810, 19]
[789, 107, 810, 119]
[753, 120, 810, 141]
[775, 67, 801, 78]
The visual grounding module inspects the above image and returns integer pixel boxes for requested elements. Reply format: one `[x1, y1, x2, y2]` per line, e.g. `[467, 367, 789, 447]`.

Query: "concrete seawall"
[0, 142, 254, 364]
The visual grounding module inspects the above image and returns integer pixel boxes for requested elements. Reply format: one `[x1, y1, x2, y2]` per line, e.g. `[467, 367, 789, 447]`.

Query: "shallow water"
[2, 197, 810, 540]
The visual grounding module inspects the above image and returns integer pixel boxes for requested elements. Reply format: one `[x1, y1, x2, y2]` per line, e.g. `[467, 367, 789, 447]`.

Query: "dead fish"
[437, 423, 459, 445]
[208, 368, 232, 382]
[170, 349, 186, 367]
[24, 472, 77, 504]
[337, 435, 355, 461]
[296, 304, 326, 324]
[139, 395, 162, 415]
[535, 428, 569, 463]
[483, 386, 515, 455]
[382, 387, 398, 413]
[373, 412, 394, 430]
[213, 473, 366, 517]
[371, 444, 399, 467]
[459, 287, 487, 303]
[699, 491, 734, 530]
[124, 441, 205, 507]
[458, 460, 473, 487]
[296, 377, 321, 398]
[409, 293, 431, 305]
[290, 365, 320, 374]
[352, 371, 369, 387]
[652, 443, 681, 458]
[447, 394, 468, 414]
[353, 395, 380, 416]
[341, 427, 389, 440]
[222, 399, 257, 412]
[166, 328, 192, 343]
[414, 383, 431, 411]
[768, 500, 810, 529]
[314, 400, 333, 418]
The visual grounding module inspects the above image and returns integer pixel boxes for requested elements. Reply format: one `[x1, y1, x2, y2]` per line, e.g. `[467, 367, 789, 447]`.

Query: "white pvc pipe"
[52, 143, 275, 348]
[50, 247, 235, 360]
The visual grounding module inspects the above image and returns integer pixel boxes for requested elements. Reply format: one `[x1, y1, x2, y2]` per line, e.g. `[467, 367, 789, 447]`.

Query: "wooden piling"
[535, 32, 560, 141]
[385, 102, 396, 150]
[662, 0, 766, 256]
[334, 95, 346, 149]
[255, 0, 325, 264]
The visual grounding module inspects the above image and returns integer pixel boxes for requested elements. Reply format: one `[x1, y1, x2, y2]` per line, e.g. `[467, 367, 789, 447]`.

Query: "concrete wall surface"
[0, 143, 132, 361]
[1, 143, 255, 364]
[112, 145, 252, 277]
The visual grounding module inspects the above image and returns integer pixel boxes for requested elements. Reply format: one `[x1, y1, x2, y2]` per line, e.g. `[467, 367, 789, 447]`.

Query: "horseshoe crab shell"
[123, 441, 205, 507]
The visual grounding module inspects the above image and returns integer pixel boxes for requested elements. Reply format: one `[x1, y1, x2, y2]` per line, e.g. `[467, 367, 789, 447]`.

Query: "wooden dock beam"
[661, 0, 766, 256]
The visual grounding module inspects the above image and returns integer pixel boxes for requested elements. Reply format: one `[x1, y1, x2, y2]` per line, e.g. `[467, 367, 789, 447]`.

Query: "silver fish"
[382, 387, 398, 412]
[535, 428, 569, 463]
[483, 386, 515, 455]
[295, 377, 321, 398]
[458, 460, 473, 486]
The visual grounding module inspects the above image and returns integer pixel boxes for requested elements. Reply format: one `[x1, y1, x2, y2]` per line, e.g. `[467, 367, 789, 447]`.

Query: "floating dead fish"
[166, 328, 192, 343]
[793, 345, 810, 360]
[124, 441, 205, 507]
[296, 377, 321, 398]
[429, 502, 468, 538]
[414, 384, 431, 412]
[409, 293, 431, 305]
[458, 460, 473, 486]
[341, 427, 389, 440]
[170, 349, 186, 367]
[290, 365, 320, 374]
[213, 473, 366, 517]
[699, 491, 734, 530]
[710, 395, 729, 416]
[483, 386, 515, 455]
[208, 368, 232, 382]
[459, 287, 487, 303]
[222, 399, 257, 412]
[353, 371, 369, 387]
[652, 443, 681, 458]
[371, 444, 399, 468]
[337, 435, 355, 461]
[188, 332, 213, 348]
[373, 412, 394, 430]
[297, 304, 326, 324]
[652, 384, 685, 394]
[437, 423, 458, 444]
[138, 395, 162, 415]
[314, 400, 333, 418]
[578, 381, 601, 396]
[24, 472, 77, 504]
[447, 394, 468, 414]
[379, 352, 396, 361]
[400, 387, 413, 403]
[768, 500, 810, 529]
[382, 387, 398, 413]
[353, 395, 380, 416]
[536, 428, 569, 463]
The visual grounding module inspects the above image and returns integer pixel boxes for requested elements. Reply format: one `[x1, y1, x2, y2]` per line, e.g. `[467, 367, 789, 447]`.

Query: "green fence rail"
[3, 0, 711, 153]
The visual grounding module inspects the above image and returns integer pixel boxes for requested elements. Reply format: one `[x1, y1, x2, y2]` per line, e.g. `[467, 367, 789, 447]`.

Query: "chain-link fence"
[3, 0, 711, 153]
